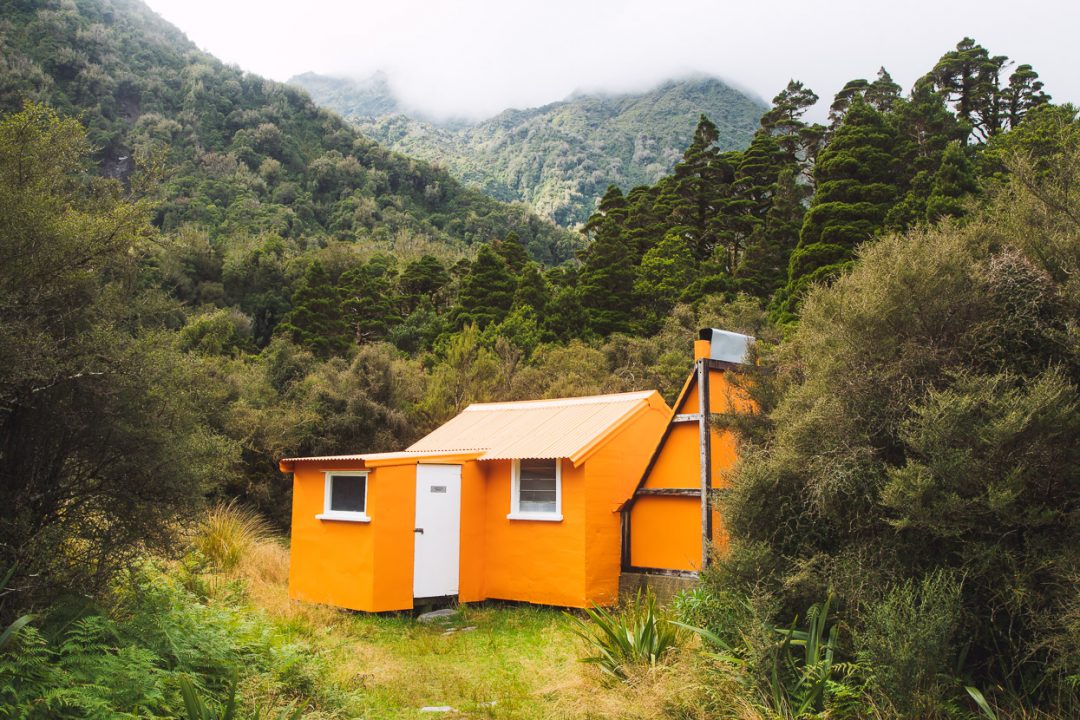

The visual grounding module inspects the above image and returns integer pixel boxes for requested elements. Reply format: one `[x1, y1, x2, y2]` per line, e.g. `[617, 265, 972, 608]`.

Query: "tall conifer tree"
[634, 230, 695, 331]
[578, 228, 636, 335]
[670, 115, 735, 261]
[399, 255, 451, 313]
[737, 167, 805, 300]
[277, 261, 350, 358]
[773, 97, 898, 321]
[925, 140, 978, 222]
[340, 263, 397, 343]
[452, 244, 516, 329]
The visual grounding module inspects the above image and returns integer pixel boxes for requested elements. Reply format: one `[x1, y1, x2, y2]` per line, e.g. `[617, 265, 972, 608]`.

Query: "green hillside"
[291, 73, 767, 225]
[0, 0, 576, 264]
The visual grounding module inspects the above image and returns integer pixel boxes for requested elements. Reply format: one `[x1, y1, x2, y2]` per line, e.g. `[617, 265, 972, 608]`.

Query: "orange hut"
[280, 391, 670, 612]
[620, 328, 754, 579]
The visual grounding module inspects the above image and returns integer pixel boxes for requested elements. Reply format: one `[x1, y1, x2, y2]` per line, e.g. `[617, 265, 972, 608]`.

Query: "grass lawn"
[229, 534, 700, 719]
[336, 604, 582, 717]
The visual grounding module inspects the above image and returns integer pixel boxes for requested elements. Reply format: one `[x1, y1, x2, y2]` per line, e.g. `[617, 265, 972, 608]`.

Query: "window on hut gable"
[317, 471, 370, 522]
[509, 458, 562, 521]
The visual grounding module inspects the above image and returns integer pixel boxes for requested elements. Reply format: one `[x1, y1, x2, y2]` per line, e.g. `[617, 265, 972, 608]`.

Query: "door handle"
[414, 527, 424, 534]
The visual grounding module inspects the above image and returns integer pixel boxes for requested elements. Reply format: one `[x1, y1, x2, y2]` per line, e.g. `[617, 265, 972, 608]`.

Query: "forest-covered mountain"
[0, 0, 576, 264]
[290, 72, 767, 225]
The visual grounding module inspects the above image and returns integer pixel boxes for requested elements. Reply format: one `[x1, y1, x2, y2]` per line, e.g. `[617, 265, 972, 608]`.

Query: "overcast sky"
[142, 0, 1078, 123]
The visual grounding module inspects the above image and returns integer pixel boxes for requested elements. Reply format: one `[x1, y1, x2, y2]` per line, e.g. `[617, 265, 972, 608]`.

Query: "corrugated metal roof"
[406, 390, 662, 464]
[280, 390, 667, 469]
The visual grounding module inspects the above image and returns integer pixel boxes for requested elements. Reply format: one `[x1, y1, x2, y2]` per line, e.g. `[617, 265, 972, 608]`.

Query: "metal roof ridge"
[462, 390, 655, 412]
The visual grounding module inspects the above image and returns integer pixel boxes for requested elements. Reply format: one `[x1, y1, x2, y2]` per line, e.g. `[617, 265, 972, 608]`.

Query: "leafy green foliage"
[714, 112, 1080, 715]
[767, 593, 843, 717]
[179, 675, 237, 720]
[0, 561, 338, 718]
[854, 572, 963, 716]
[566, 591, 682, 681]
[0, 615, 32, 653]
[0, 103, 236, 610]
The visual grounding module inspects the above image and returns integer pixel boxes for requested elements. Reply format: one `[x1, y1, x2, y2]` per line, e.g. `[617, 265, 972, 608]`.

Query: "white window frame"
[507, 458, 563, 521]
[316, 471, 371, 522]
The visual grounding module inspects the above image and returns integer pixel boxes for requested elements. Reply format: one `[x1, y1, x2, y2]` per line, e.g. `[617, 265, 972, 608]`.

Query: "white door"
[413, 464, 462, 598]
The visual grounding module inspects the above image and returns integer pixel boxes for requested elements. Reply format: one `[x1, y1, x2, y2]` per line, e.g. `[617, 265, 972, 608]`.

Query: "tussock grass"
[195, 501, 273, 572]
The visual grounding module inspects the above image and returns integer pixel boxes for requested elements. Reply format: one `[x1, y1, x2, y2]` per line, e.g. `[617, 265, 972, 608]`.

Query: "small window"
[508, 458, 562, 521]
[318, 472, 370, 522]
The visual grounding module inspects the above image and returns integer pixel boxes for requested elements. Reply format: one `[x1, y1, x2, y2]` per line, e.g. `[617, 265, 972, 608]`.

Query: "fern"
[0, 623, 55, 717]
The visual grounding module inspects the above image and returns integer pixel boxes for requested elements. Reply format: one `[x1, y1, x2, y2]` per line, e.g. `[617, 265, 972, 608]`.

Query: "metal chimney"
[696, 328, 754, 365]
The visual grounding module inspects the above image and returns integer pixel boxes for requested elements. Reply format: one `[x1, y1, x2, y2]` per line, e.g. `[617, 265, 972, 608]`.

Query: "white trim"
[320, 471, 370, 522]
[316, 511, 371, 523]
[506, 512, 564, 522]
[508, 458, 562, 521]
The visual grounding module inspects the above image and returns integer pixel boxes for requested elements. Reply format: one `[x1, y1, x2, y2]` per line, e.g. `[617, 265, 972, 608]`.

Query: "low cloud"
[145, 0, 1077, 123]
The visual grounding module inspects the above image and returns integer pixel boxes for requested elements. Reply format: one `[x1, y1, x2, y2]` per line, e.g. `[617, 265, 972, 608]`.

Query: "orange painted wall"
[704, 369, 748, 490]
[288, 461, 376, 611]
[642, 423, 701, 489]
[584, 401, 670, 605]
[630, 496, 701, 571]
[458, 460, 487, 603]
[480, 458, 588, 607]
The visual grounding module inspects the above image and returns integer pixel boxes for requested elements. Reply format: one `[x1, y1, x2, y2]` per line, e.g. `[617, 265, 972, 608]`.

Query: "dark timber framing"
[697, 358, 714, 569]
[633, 487, 701, 497]
[622, 565, 699, 579]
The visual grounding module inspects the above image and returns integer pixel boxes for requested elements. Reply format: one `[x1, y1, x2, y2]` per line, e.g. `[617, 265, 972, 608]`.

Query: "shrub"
[855, 572, 963, 716]
[567, 590, 682, 681]
[671, 586, 717, 629]
[717, 129, 1080, 712]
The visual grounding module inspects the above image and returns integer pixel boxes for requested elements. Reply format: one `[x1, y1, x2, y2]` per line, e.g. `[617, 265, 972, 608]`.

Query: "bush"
[855, 572, 964, 716]
[716, 141, 1080, 712]
[567, 590, 682, 681]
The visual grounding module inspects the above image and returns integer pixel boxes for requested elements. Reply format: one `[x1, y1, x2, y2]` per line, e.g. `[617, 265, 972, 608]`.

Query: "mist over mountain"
[291, 72, 767, 225]
[0, 0, 576, 268]
[289, 70, 403, 119]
